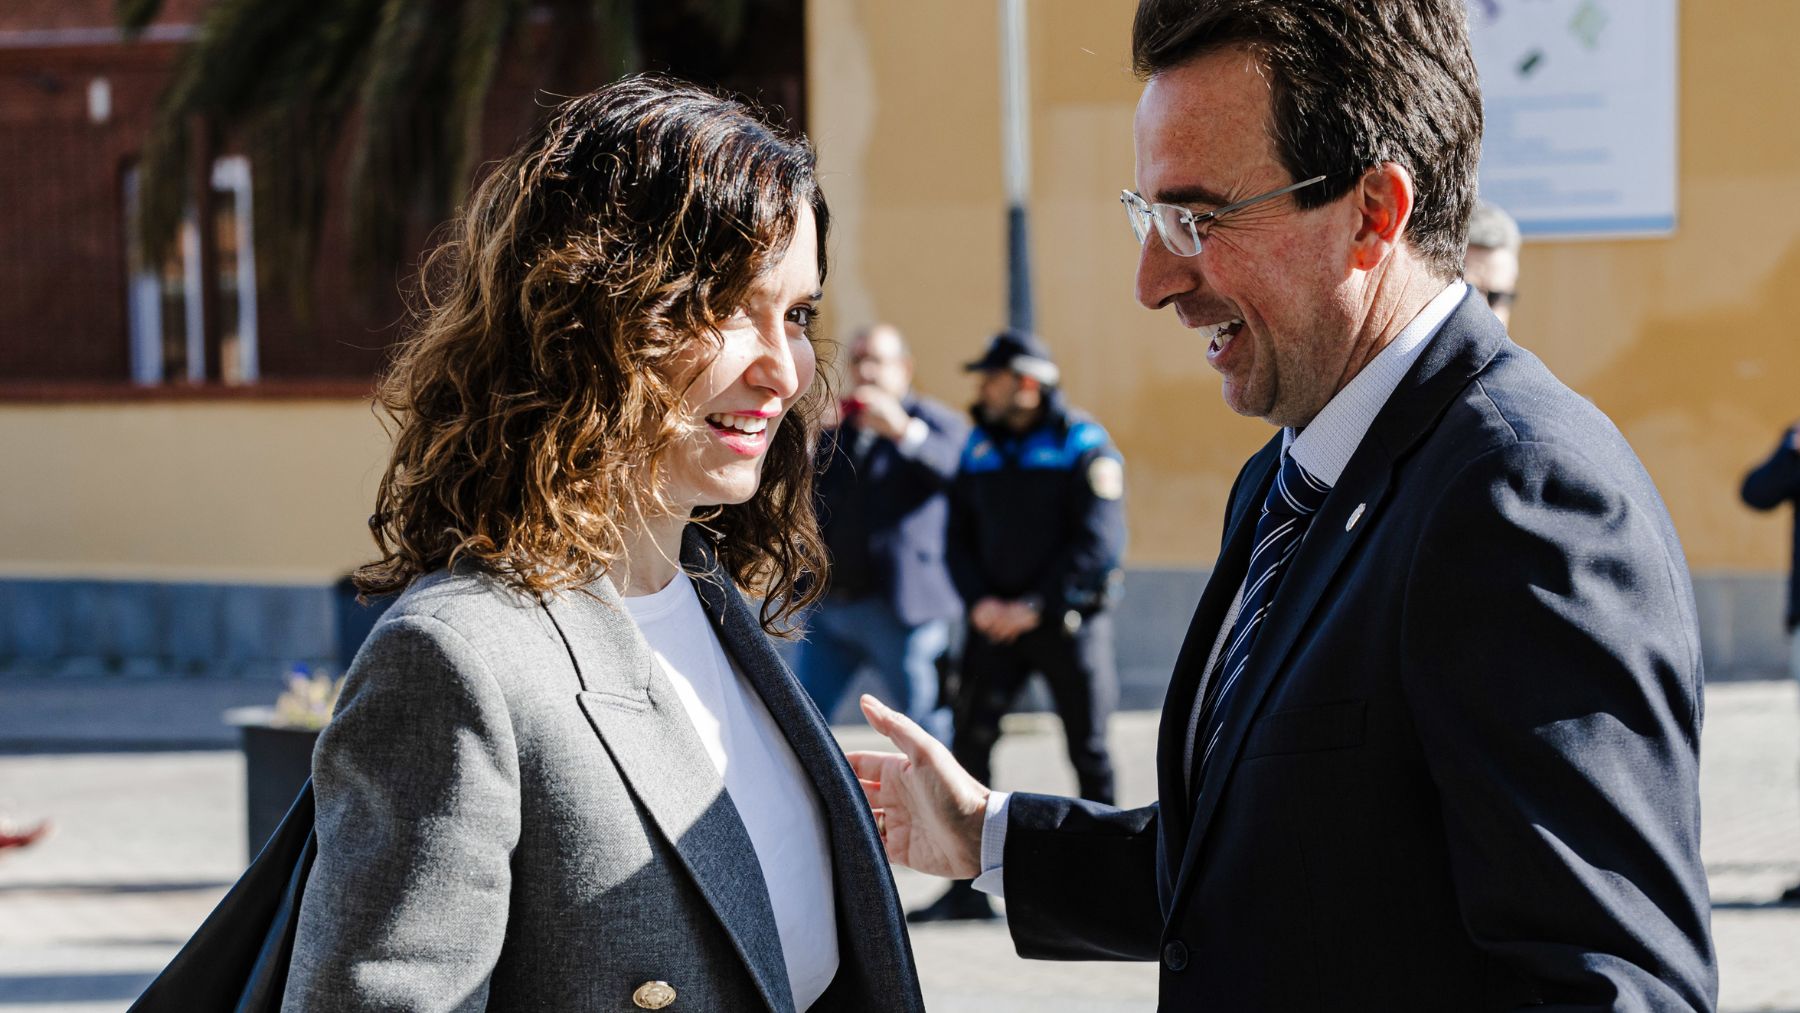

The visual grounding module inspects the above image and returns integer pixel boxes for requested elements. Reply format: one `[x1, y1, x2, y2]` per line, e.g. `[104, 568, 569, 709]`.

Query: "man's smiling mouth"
[1200, 318, 1246, 355]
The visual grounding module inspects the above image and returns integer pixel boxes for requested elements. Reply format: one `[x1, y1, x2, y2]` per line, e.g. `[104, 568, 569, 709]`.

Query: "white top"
[622, 570, 839, 1010]
[975, 281, 1469, 899]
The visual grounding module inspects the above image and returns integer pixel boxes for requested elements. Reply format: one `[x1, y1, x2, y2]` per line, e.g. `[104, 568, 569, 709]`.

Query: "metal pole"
[1000, 0, 1033, 333]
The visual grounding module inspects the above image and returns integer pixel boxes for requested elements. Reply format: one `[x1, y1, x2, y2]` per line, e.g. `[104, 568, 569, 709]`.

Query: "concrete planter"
[224, 707, 319, 856]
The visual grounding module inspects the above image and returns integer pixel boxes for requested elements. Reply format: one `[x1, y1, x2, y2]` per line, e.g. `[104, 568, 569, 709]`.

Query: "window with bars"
[0, 2, 807, 395]
[123, 155, 258, 386]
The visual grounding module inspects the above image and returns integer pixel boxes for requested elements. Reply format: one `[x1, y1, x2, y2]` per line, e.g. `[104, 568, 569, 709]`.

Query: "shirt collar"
[1282, 281, 1467, 485]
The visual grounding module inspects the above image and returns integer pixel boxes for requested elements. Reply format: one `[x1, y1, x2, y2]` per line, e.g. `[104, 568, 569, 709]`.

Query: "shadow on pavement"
[1711, 899, 1800, 912]
[0, 740, 234, 756]
[0, 970, 156, 1002]
[0, 879, 231, 895]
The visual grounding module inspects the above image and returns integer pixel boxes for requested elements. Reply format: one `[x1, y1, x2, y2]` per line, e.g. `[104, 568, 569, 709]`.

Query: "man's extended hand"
[846, 695, 989, 879]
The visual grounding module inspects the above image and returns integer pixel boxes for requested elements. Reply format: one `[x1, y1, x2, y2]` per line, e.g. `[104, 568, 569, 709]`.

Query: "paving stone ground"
[0, 679, 1795, 1011]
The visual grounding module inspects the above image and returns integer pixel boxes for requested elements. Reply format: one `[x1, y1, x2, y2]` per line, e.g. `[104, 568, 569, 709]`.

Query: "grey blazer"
[283, 527, 924, 1012]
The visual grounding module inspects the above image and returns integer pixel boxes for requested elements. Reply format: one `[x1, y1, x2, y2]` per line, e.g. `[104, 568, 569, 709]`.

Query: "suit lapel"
[1171, 447, 1395, 895]
[680, 529, 922, 1007]
[1169, 292, 1510, 904]
[1152, 439, 1279, 903]
[547, 576, 795, 1013]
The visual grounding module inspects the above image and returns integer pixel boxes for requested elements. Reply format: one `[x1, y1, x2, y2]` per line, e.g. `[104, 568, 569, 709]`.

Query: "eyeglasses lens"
[1125, 202, 1151, 245]
[1122, 194, 1203, 257]
[1154, 206, 1199, 256]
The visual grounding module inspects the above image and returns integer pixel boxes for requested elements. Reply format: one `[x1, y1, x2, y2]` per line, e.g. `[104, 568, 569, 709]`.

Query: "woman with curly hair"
[282, 77, 925, 1013]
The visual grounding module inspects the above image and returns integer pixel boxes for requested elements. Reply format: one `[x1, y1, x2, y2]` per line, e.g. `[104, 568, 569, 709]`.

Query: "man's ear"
[1349, 162, 1415, 271]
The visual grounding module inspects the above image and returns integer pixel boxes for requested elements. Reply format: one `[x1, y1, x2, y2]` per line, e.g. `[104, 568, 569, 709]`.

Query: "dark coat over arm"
[1740, 431, 1800, 630]
[815, 395, 967, 626]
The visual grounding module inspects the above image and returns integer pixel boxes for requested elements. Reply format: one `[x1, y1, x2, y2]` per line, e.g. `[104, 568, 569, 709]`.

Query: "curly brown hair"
[354, 76, 831, 632]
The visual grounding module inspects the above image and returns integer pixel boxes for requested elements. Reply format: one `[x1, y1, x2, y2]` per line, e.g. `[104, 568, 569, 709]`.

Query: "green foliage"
[117, 0, 748, 309]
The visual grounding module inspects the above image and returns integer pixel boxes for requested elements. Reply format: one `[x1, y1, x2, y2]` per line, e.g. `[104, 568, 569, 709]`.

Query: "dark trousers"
[951, 612, 1118, 805]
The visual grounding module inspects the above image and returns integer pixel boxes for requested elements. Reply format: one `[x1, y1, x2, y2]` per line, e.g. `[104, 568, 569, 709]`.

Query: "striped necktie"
[1191, 451, 1332, 784]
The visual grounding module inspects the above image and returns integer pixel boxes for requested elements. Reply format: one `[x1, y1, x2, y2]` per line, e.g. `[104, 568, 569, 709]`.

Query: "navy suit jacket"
[1001, 294, 1717, 1011]
[815, 395, 967, 627]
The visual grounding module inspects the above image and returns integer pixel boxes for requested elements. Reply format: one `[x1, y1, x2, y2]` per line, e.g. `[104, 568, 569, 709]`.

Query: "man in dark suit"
[795, 324, 966, 742]
[1740, 424, 1800, 904]
[848, 1, 1717, 1008]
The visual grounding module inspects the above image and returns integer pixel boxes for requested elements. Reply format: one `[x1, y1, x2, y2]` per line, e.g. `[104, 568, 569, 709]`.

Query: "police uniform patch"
[1087, 456, 1124, 500]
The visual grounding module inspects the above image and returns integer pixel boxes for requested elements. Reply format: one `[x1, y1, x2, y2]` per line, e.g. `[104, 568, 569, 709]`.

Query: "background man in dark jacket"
[795, 324, 966, 742]
[1740, 423, 1800, 904]
[909, 329, 1127, 924]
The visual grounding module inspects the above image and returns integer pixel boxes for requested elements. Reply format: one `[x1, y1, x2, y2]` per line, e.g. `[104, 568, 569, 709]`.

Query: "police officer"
[907, 329, 1127, 923]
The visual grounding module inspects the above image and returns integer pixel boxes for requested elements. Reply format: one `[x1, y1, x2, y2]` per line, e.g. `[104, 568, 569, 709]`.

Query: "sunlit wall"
[807, 0, 1800, 578]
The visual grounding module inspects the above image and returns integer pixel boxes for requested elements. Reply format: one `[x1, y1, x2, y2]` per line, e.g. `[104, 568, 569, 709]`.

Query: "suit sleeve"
[1001, 794, 1164, 961]
[891, 402, 967, 487]
[284, 614, 521, 1012]
[1401, 441, 1715, 1011]
[1033, 442, 1127, 617]
[1740, 432, 1800, 511]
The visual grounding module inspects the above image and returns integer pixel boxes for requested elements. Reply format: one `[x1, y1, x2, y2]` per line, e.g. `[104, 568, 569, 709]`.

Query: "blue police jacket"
[947, 391, 1126, 620]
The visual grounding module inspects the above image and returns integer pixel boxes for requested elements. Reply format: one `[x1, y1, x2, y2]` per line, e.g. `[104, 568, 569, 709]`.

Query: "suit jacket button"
[1162, 940, 1189, 971]
[633, 981, 677, 1009]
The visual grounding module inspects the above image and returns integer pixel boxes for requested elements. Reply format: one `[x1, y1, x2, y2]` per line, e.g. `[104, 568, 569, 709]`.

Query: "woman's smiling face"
[661, 204, 822, 512]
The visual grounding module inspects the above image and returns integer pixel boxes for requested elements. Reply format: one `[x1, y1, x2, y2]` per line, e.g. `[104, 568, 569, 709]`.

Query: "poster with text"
[1468, 0, 1678, 239]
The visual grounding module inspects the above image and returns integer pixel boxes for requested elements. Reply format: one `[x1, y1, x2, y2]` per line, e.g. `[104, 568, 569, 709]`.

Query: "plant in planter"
[225, 667, 343, 857]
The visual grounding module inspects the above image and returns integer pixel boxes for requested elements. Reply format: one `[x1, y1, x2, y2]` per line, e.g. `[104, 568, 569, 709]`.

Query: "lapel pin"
[1345, 503, 1367, 531]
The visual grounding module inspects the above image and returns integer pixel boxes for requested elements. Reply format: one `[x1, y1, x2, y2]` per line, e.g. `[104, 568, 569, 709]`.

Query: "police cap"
[962, 329, 1060, 386]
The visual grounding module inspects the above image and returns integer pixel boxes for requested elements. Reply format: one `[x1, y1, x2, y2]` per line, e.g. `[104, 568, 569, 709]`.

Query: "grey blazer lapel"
[681, 528, 924, 1011]
[545, 578, 796, 1013]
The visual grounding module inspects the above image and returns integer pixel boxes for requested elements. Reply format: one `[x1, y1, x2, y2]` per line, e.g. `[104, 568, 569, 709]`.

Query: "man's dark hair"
[1131, 0, 1482, 279]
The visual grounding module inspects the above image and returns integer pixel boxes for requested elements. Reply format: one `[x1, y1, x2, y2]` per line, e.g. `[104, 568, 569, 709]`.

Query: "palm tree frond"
[588, 0, 641, 81]
[126, 0, 751, 311]
[345, 0, 447, 282]
[116, 0, 165, 36]
[686, 0, 748, 51]
[447, 0, 527, 199]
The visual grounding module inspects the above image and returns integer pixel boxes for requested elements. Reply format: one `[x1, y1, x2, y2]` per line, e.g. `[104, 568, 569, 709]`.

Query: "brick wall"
[0, 0, 807, 389]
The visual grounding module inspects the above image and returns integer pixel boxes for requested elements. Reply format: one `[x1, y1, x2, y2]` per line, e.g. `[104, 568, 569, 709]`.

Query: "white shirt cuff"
[971, 790, 1010, 898]
[895, 417, 930, 456]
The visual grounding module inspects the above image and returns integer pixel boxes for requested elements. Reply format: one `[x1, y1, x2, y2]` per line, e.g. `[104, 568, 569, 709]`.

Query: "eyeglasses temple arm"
[1193, 174, 1331, 225]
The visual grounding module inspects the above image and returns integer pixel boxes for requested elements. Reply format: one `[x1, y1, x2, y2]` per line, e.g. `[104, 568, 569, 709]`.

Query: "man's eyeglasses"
[1121, 174, 1331, 258]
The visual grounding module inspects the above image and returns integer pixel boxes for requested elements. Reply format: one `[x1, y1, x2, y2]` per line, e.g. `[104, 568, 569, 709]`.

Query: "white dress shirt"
[623, 570, 840, 1010]
[975, 281, 1468, 899]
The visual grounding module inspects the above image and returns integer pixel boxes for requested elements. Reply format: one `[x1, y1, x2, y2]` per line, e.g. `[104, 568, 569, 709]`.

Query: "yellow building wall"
[808, 0, 1800, 572]
[0, 2, 1794, 584]
[0, 401, 387, 583]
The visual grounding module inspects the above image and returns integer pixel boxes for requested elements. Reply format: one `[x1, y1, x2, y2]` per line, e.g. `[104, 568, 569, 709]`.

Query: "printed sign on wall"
[1468, 0, 1678, 239]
